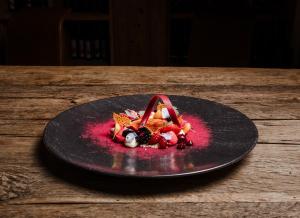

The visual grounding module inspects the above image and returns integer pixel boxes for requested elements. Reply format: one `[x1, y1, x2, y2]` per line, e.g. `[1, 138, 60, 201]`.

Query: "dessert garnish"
[110, 95, 193, 149]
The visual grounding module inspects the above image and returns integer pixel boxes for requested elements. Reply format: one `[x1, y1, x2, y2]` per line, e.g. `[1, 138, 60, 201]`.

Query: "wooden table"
[0, 67, 299, 217]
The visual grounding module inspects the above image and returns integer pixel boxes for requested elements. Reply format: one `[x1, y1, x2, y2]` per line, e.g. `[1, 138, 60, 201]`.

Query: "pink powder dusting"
[81, 114, 211, 159]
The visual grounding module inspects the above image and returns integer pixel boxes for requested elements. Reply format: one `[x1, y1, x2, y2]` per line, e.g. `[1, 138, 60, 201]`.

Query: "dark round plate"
[43, 94, 258, 178]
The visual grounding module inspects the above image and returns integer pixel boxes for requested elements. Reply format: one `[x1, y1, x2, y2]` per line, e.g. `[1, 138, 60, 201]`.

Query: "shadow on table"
[36, 139, 246, 196]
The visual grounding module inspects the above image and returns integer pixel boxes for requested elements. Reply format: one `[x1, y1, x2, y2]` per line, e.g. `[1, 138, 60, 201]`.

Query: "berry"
[148, 133, 162, 145]
[186, 140, 193, 146]
[122, 128, 134, 137]
[136, 127, 151, 144]
[177, 142, 186, 149]
[114, 133, 125, 143]
[158, 138, 168, 149]
[177, 134, 186, 143]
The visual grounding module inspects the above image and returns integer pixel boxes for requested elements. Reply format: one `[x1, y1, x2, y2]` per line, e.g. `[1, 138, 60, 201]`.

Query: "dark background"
[0, 0, 299, 68]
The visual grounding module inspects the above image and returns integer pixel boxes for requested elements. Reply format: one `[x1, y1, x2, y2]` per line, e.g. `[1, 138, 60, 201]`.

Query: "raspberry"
[186, 140, 193, 146]
[158, 137, 168, 149]
[136, 127, 151, 144]
[148, 133, 162, 145]
[176, 142, 186, 149]
[177, 134, 186, 144]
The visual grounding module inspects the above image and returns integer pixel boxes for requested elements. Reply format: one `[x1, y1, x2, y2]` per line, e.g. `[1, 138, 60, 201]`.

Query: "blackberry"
[122, 128, 135, 137]
[186, 140, 193, 146]
[177, 142, 186, 149]
[136, 127, 151, 144]
[177, 134, 186, 143]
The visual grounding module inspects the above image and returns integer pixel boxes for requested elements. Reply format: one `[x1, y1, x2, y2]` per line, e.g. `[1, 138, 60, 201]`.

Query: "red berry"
[186, 140, 193, 146]
[148, 133, 162, 145]
[159, 138, 168, 149]
[114, 134, 125, 143]
[177, 142, 186, 149]
[177, 134, 186, 143]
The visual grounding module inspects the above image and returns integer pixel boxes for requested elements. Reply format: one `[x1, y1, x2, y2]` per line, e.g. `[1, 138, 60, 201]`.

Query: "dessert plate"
[43, 94, 258, 178]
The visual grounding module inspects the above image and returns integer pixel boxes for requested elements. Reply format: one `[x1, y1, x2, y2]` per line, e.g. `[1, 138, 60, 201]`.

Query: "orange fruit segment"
[130, 118, 142, 130]
[147, 118, 167, 127]
[156, 102, 166, 111]
[146, 119, 168, 133]
[154, 110, 162, 119]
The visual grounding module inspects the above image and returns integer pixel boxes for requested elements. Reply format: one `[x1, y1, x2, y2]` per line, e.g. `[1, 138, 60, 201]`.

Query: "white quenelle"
[161, 107, 170, 119]
[161, 106, 179, 119]
[125, 132, 139, 148]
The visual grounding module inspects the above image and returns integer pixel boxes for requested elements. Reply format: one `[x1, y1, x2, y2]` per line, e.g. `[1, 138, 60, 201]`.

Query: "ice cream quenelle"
[110, 95, 193, 149]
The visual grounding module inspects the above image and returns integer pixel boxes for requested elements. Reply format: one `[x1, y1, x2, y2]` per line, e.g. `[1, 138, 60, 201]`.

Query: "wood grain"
[0, 85, 299, 119]
[0, 203, 299, 218]
[0, 67, 299, 217]
[0, 66, 299, 86]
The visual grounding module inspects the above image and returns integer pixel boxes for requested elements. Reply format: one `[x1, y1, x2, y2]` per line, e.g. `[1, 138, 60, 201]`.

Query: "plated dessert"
[45, 93, 257, 177]
[110, 95, 193, 149]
